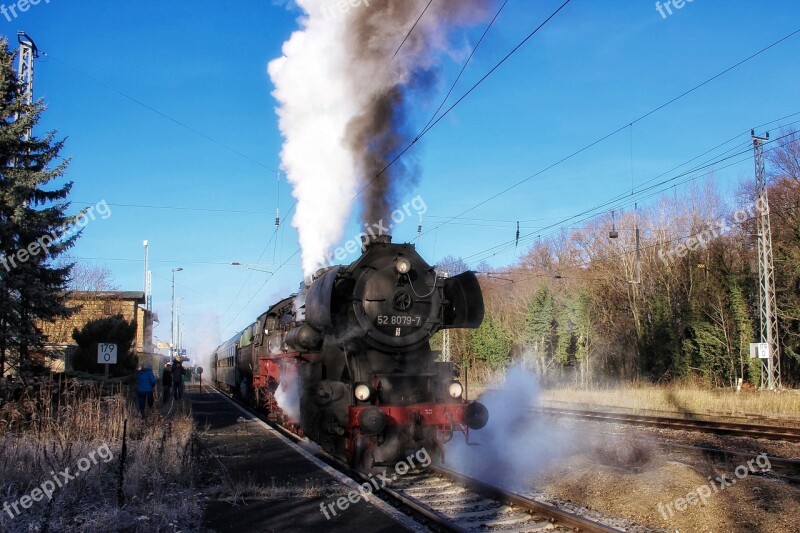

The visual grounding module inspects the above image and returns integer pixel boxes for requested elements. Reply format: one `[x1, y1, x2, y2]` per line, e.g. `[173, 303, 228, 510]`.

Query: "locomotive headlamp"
[448, 381, 463, 399]
[354, 383, 371, 402]
[395, 257, 411, 275]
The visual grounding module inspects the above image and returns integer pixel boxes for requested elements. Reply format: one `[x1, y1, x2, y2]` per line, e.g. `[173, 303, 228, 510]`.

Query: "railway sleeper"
[424, 497, 496, 510]
[402, 485, 466, 497]
[444, 505, 510, 520]
[477, 512, 546, 528]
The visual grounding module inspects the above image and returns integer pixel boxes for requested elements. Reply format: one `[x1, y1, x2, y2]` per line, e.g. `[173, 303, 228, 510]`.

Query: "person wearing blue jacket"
[136, 363, 157, 419]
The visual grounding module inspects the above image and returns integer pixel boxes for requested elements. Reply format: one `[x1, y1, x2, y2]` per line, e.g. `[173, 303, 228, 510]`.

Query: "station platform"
[187, 384, 423, 533]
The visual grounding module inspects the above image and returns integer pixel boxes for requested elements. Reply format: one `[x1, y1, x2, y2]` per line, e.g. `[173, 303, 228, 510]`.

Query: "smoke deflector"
[442, 271, 484, 329]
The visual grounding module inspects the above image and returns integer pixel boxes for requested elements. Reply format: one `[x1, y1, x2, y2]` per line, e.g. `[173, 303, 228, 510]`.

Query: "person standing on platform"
[171, 360, 184, 400]
[162, 363, 172, 403]
[136, 364, 157, 419]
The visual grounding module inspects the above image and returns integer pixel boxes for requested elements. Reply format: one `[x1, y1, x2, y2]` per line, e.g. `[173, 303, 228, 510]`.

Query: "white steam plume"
[268, 0, 489, 278]
[447, 364, 573, 486]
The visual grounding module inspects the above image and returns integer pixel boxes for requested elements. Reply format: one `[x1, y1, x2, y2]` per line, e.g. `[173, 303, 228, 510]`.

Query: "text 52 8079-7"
[377, 315, 422, 326]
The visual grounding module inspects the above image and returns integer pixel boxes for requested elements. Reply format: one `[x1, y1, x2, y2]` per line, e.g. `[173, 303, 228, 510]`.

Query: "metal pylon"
[441, 271, 451, 362]
[16, 32, 38, 141]
[753, 131, 781, 390]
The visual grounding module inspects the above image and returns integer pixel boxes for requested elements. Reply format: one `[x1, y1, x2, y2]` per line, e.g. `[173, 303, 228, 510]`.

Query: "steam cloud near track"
[447, 364, 572, 486]
[268, 0, 489, 279]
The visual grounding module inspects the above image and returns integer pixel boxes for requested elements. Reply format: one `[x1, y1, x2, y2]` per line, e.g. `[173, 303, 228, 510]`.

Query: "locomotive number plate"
[376, 315, 423, 327]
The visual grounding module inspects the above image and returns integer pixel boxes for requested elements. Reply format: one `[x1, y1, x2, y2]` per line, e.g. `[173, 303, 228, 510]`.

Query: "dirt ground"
[533, 439, 800, 532]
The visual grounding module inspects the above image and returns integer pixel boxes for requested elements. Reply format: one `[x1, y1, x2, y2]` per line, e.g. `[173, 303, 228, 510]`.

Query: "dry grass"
[541, 384, 800, 421]
[0, 377, 200, 532]
[203, 473, 329, 506]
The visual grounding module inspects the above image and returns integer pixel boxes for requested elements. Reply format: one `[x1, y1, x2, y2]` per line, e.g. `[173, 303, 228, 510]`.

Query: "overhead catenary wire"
[392, 0, 434, 61]
[462, 131, 799, 265]
[225, 247, 302, 329]
[40, 51, 280, 174]
[352, 0, 573, 203]
[417, 27, 800, 242]
[466, 143, 789, 264]
[70, 201, 283, 215]
[481, 213, 766, 296]
[439, 115, 800, 264]
[421, 0, 510, 133]
[221, 201, 297, 321]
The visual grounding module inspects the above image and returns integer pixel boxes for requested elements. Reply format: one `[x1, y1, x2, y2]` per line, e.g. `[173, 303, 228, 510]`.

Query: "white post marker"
[98, 343, 118, 379]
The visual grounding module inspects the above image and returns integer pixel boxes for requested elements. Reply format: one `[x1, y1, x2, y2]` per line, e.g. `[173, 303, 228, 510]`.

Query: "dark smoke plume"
[345, 0, 490, 225]
[269, 0, 489, 277]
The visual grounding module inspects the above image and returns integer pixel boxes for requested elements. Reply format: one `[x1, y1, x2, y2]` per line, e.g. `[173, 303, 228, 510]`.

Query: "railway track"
[211, 384, 623, 532]
[541, 399, 800, 428]
[646, 440, 800, 484]
[535, 406, 800, 442]
[384, 465, 621, 533]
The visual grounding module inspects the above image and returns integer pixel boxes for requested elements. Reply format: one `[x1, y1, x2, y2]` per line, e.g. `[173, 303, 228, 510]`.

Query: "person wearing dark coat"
[162, 363, 172, 403]
[171, 360, 184, 400]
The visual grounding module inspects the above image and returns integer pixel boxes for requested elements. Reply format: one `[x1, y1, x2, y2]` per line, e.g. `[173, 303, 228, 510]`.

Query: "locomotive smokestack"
[361, 234, 392, 251]
[269, 0, 490, 278]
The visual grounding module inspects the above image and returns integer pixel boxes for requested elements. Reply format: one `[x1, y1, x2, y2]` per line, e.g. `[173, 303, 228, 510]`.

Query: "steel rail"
[535, 406, 800, 442]
[430, 465, 621, 533]
[211, 384, 623, 532]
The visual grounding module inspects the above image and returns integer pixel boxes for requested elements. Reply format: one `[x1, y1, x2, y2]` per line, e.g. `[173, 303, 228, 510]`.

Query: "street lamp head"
[143, 240, 148, 246]
[173, 267, 184, 273]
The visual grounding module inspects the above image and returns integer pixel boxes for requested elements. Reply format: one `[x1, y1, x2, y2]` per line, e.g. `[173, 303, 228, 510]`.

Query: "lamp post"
[176, 297, 185, 357]
[143, 240, 149, 295]
[230, 262, 274, 274]
[171, 268, 183, 360]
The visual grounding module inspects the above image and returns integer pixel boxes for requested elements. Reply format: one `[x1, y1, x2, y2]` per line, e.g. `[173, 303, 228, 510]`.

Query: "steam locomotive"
[211, 235, 488, 469]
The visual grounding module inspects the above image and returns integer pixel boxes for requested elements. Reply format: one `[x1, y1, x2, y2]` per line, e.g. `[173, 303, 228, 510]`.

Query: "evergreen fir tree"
[0, 38, 76, 376]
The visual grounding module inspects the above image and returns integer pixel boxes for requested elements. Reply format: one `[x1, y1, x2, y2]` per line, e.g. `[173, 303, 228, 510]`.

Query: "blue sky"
[6, 0, 800, 360]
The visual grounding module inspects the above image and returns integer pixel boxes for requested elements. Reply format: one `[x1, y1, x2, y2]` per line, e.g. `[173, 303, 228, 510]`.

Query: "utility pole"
[633, 204, 641, 285]
[146, 271, 152, 312]
[171, 268, 183, 361]
[441, 271, 451, 362]
[143, 240, 150, 309]
[608, 207, 641, 284]
[752, 131, 781, 390]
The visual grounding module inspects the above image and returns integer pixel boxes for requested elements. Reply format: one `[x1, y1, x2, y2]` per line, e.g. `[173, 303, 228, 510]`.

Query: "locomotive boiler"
[212, 235, 488, 469]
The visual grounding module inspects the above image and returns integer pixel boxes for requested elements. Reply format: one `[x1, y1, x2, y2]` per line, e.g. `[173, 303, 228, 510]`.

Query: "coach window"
[255, 319, 264, 345]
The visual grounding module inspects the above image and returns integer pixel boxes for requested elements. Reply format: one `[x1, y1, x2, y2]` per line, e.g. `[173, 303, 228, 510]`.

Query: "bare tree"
[65, 260, 118, 292]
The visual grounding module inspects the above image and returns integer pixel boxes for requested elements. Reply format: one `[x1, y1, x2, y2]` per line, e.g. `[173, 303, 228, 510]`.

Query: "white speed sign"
[97, 343, 118, 364]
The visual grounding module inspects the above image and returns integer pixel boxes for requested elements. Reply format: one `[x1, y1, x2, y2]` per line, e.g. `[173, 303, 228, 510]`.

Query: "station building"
[39, 291, 158, 372]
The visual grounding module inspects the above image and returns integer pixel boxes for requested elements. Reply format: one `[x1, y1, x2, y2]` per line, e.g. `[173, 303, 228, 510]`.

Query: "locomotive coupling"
[464, 402, 489, 430]
[358, 406, 387, 435]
